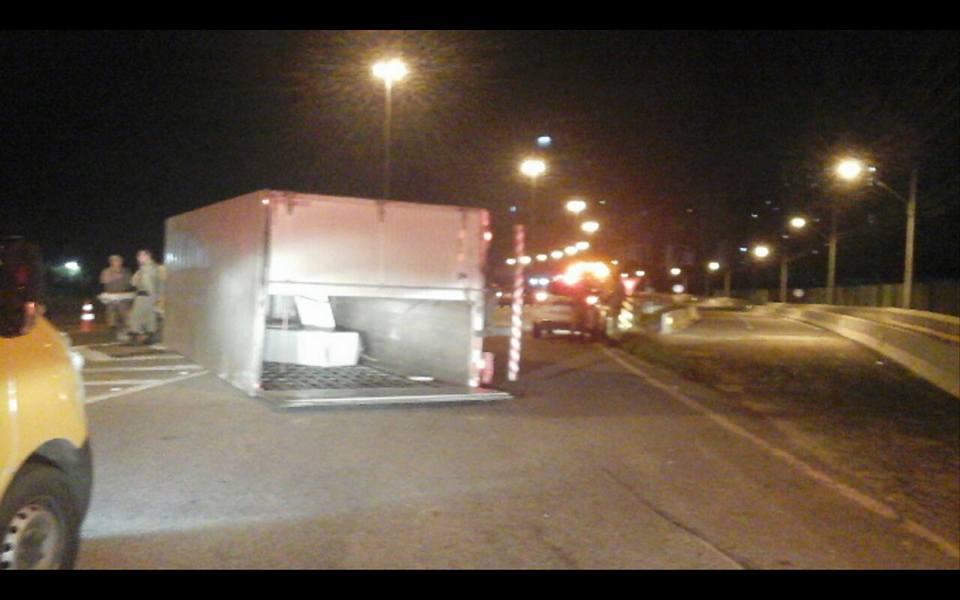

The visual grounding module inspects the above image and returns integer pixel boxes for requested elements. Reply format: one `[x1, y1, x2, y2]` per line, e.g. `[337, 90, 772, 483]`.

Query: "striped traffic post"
[508, 224, 525, 381]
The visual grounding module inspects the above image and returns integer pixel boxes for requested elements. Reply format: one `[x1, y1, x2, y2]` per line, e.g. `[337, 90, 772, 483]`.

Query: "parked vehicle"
[531, 292, 604, 341]
[0, 237, 92, 570]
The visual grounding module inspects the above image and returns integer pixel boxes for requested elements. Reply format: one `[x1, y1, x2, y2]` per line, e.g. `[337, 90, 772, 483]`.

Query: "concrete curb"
[758, 304, 959, 398]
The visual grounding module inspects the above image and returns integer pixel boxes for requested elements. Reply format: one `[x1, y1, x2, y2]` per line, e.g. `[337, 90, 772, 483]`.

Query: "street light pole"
[779, 256, 789, 303]
[827, 200, 838, 305]
[382, 80, 393, 199]
[372, 59, 407, 200]
[902, 169, 917, 309]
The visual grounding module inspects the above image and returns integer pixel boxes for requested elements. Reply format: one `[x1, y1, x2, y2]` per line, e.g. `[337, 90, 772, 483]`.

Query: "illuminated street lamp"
[536, 253, 548, 262]
[372, 58, 408, 199]
[575, 241, 590, 251]
[565, 198, 587, 215]
[505, 258, 517, 266]
[707, 261, 720, 272]
[635, 270, 645, 277]
[550, 250, 564, 260]
[580, 220, 600, 234]
[835, 158, 864, 182]
[520, 158, 547, 179]
[789, 216, 807, 230]
[518, 255, 532, 265]
[564, 245, 578, 256]
[752, 244, 771, 259]
[669, 267, 682, 276]
[834, 157, 919, 309]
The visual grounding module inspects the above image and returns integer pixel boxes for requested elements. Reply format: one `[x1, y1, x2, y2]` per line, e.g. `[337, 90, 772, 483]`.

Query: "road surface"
[68, 314, 959, 568]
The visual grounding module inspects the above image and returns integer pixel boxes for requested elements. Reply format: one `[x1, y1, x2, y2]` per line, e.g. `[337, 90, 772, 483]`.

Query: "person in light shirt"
[99, 254, 132, 335]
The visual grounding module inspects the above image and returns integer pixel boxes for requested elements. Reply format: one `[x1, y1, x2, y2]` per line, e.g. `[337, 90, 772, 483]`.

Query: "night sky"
[2, 30, 956, 292]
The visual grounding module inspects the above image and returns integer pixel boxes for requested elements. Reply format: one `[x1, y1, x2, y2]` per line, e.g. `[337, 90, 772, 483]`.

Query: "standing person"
[127, 249, 159, 345]
[99, 254, 132, 337]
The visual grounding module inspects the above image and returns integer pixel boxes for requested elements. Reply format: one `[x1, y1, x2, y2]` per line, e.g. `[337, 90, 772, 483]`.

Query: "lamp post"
[835, 158, 918, 309]
[372, 58, 408, 199]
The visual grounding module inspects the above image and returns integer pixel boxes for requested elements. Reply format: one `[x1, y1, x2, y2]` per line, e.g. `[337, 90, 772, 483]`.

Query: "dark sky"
[2, 30, 956, 290]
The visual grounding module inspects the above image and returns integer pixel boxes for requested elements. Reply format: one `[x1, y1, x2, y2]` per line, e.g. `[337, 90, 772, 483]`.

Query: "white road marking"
[602, 346, 960, 561]
[84, 365, 204, 373]
[84, 370, 209, 404]
[84, 379, 166, 386]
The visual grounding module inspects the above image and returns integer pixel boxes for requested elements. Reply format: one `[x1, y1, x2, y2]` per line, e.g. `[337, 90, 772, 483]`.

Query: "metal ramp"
[256, 361, 511, 408]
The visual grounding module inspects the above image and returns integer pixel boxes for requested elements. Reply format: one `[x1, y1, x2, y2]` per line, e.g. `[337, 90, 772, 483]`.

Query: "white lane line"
[83, 365, 204, 373]
[84, 370, 209, 404]
[602, 346, 960, 561]
[84, 379, 166, 386]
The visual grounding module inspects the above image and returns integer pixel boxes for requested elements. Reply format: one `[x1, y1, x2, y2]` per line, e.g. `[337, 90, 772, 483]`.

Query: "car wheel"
[0, 463, 82, 570]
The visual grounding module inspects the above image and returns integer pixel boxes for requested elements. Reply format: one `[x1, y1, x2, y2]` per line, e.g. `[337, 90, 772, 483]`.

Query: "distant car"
[531, 294, 603, 341]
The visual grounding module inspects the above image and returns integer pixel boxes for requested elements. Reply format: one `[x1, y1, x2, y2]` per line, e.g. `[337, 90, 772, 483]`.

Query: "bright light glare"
[752, 245, 771, 259]
[670, 267, 682, 276]
[550, 250, 564, 260]
[672, 284, 685, 294]
[563, 261, 611, 286]
[836, 159, 864, 181]
[564, 246, 578, 256]
[707, 261, 720, 272]
[580, 221, 600, 234]
[519, 255, 533, 265]
[372, 59, 408, 85]
[575, 241, 590, 251]
[535, 291, 549, 302]
[635, 270, 645, 277]
[585, 295, 599, 306]
[537, 136, 552, 148]
[64, 261, 81, 272]
[81, 313, 95, 321]
[483, 231, 493, 241]
[566, 199, 587, 214]
[538, 278, 550, 286]
[789, 216, 807, 229]
[505, 258, 517, 265]
[82, 303, 94, 312]
[520, 158, 547, 178]
[536, 254, 548, 262]
[495, 291, 503, 298]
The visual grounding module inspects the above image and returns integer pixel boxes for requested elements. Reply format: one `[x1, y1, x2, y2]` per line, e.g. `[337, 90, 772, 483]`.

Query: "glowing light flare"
[535, 291, 549, 302]
[550, 250, 564, 260]
[670, 267, 682, 276]
[836, 158, 865, 181]
[564, 246, 578, 256]
[580, 221, 600, 234]
[520, 158, 547, 178]
[536, 254, 548, 262]
[575, 241, 590, 251]
[752, 245, 771, 259]
[519, 255, 533, 265]
[372, 58, 408, 86]
[789, 217, 807, 230]
[707, 261, 720, 272]
[585, 295, 599, 306]
[566, 199, 587, 214]
[505, 258, 517, 265]
[563, 261, 612, 285]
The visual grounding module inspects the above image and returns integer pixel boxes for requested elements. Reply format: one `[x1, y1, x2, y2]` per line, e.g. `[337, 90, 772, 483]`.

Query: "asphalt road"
[69, 316, 959, 569]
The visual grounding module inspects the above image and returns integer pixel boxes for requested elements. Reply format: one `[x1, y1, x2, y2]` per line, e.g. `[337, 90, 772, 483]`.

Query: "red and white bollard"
[508, 224, 525, 382]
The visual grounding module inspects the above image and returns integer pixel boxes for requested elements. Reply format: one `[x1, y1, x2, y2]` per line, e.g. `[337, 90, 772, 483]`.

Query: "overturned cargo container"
[163, 190, 509, 407]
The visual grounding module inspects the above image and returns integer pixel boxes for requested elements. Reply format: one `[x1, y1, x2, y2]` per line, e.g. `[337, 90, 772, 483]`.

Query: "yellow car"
[0, 237, 92, 570]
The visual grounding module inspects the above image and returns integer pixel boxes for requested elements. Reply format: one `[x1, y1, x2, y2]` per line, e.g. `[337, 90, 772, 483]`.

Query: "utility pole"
[902, 169, 917, 309]
[827, 200, 838, 305]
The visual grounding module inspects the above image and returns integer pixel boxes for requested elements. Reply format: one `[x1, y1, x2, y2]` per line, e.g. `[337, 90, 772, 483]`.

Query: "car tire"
[0, 463, 82, 570]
